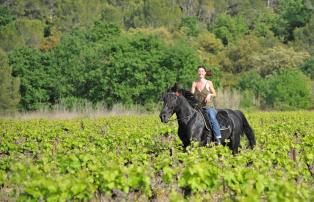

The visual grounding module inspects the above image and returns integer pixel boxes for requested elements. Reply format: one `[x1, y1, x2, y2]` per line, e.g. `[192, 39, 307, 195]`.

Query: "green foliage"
[87, 22, 121, 42]
[2, 0, 50, 20]
[53, 0, 104, 31]
[251, 45, 310, 76]
[8, 48, 50, 110]
[98, 34, 199, 106]
[165, 39, 201, 87]
[141, 0, 182, 28]
[237, 71, 265, 96]
[248, 8, 277, 38]
[0, 49, 20, 112]
[272, 0, 313, 42]
[301, 56, 314, 79]
[0, 113, 314, 200]
[210, 13, 249, 45]
[220, 34, 262, 73]
[1, 0, 314, 110]
[264, 69, 312, 110]
[178, 161, 219, 192]
[195, 32, 223, 54]
[0, 21, 23, 52]
[193, 32, 224, 66]
[8, 22, 200, 109]
[235, 0, 270, 23]
[179, 16, 200, 37]
[101, 4, 124, 27]
[239, 90, 257, 109]
[293, 14, 314, 54]
[0, 5, 15, 29]
[238, 69, 313, 110]
[0, 18, 44, 52]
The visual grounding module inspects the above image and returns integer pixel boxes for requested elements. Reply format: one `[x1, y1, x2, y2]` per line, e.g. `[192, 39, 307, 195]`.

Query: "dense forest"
[0, 0, 313, 111]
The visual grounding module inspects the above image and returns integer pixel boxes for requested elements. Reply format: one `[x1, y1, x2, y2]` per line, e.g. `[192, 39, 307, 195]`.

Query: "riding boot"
[216, 137, 222, 145]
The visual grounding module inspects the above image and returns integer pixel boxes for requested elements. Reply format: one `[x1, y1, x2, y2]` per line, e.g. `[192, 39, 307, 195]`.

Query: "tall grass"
[215, 88, 241, 109]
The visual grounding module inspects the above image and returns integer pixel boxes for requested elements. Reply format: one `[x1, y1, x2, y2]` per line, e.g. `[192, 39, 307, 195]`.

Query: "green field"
[0, 112, 314, 201]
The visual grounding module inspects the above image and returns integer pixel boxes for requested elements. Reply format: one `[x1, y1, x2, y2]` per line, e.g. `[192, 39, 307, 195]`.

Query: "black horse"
[159, 87, 256, 153]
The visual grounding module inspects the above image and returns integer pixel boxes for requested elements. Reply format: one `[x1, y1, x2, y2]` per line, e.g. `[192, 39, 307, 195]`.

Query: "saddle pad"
[199, 109, 232, 134]
[216, 110, 231, 129]
[216, 110, 232, 137]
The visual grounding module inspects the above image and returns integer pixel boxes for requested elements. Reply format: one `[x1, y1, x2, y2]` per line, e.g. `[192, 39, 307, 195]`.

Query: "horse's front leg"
[188, 121, 205, 146]
[178, 125, 190, 148]
[203, 129, 212, 146]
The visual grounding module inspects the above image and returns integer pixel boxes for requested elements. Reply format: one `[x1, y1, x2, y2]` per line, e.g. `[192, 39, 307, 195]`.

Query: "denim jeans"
[205, 107, 222, 139]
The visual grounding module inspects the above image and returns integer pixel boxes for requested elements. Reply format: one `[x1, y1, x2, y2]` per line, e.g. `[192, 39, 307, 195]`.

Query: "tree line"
[0, 0, 313, 111]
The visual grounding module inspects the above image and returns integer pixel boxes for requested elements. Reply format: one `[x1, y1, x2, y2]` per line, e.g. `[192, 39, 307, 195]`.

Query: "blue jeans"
[205, 108, 222, 139]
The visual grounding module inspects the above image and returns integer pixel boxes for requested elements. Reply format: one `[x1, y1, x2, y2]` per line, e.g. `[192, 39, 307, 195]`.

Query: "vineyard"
[0, 112, 314, 201]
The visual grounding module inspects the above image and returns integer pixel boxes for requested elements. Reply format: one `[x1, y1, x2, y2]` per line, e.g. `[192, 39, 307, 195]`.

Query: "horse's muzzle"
[159, 112, 169, 123]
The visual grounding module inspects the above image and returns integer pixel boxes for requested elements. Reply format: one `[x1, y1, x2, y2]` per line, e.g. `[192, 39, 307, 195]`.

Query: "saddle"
[199, 109, 232, 138]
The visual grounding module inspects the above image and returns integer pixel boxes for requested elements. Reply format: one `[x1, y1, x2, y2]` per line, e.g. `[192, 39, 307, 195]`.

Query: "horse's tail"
[237, 111, 256, 149]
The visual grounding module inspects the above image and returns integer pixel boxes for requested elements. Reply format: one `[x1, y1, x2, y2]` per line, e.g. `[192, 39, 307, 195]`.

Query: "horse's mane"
[179, 89, 200, 108]
[168, 83, 200, 108]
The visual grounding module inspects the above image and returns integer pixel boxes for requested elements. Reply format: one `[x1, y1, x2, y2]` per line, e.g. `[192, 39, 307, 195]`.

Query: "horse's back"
[216, 109, 244, 131]
[217, 109, 243, 120]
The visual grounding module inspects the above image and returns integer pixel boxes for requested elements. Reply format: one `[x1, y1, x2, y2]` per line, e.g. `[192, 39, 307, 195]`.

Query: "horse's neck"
[175, 96, 195, 123]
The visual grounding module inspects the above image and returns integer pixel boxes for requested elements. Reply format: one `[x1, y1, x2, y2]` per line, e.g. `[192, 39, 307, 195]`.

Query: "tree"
[179, 16, 200, 37]
[293, 14, 314, 54]
[193, 31, 223, 65]
[141, 0, 182, 28]
[237, 70, 266, 106]
[0, 49, 20, 111]
[101, 3, 124, 27]
[0, 5, 15, 29]
[272, 0, 312, 42]
[251, 45, 310, 76]
[237, 69, 313, 110]
[0, 18, 44, 52]
[219, 34, 262, 73]
[1, 0, 50, 20]
[210, 13, 249, 45]
[264, 69, 312, 109]
[54, 0, 104, 31]
[177, 0, 216, 22]
[195, 32, 223, 54]
[9, 48, 50, 110]
[301, 56, 314, 79]
[247, 8, 277, 38]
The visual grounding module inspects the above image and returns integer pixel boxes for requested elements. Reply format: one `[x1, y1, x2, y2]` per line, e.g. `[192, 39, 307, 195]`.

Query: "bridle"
[163, 93, 195, 122]
[167, 113, 194, 122]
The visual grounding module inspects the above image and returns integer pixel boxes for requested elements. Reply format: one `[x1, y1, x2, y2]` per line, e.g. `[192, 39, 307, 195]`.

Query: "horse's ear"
[168, 84, 175, 92]
[166, 84, 173, 92]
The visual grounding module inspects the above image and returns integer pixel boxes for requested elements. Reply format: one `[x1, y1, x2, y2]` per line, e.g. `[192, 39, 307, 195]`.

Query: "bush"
[301, 56, 314, 79]
[210, 14, 249, 45]
[9, 22, 202, 110]
[0, 49, 20, 112]
[264, 69, 312, 110]
[237, 69, 313, 110]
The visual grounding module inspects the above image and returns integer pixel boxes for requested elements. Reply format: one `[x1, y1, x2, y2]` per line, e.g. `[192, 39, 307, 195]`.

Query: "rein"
[163, 93, 195, 123]
[167, 113, 194, 122]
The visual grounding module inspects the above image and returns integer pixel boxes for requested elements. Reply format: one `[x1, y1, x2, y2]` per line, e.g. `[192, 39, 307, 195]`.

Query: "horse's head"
[159, 92, 179, 123]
